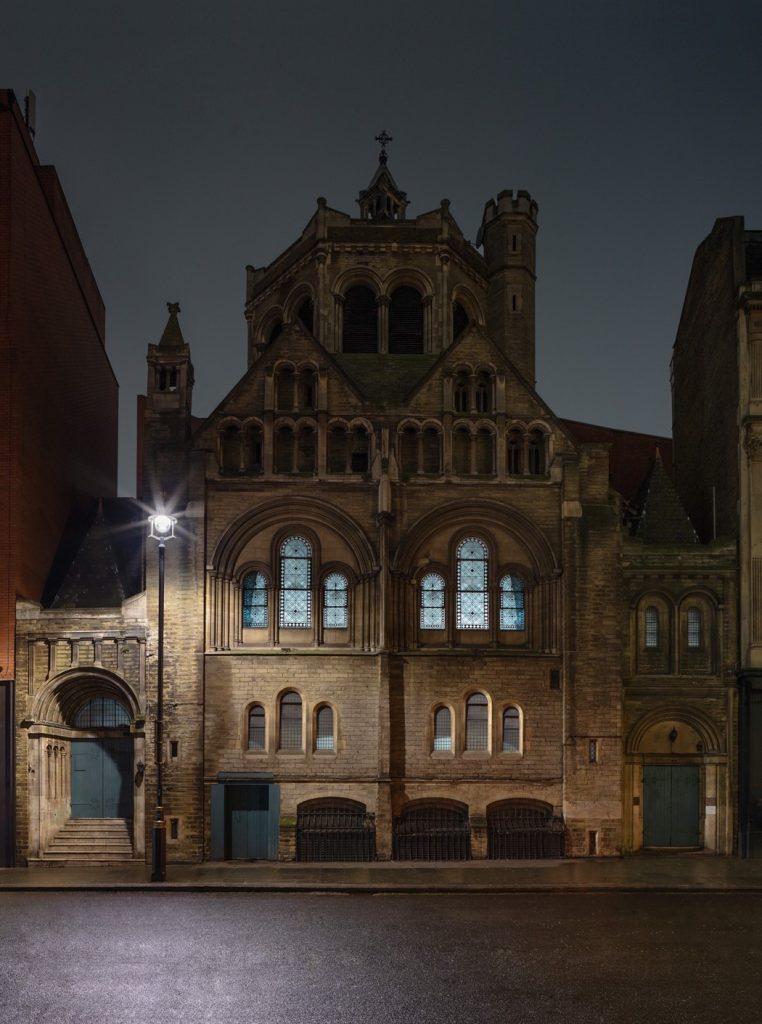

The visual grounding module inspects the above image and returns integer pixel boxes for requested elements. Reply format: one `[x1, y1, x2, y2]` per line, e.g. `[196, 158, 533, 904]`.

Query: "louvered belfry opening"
[296, 799, 376, 862]
[487, 801, 565, 859]
[297, 297, 314, 334]
[343, 286, 378, 352]
[393, 803, 471, 861]
[453, 301, 469, 339]
[389, 286, 424, 354]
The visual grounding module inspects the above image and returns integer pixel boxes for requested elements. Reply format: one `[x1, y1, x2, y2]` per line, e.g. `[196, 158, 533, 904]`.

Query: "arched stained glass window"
[420, 573, 446, 630]
[242, 571, 268, 628]
[645, 606, 659, 649]
[280, 537, 312, 628]
[73, 697, 130, 728]
[456, 538, 488, 630]
[434, 706, 452, 751]
[279, 691, 302, 750]
[315, 705, 334, 751]
[687, 607, 702, 649]
[500, 574, 525, 631]
[323, 573, 349, 629]
[502, 706, 520, 752]
[248, 704, 265, 750]
[466, 692, 489, 751]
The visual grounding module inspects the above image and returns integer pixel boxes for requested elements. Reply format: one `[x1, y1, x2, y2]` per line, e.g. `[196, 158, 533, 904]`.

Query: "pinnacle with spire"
[158, 301, 186, 348]
[358, 130, 408, 221]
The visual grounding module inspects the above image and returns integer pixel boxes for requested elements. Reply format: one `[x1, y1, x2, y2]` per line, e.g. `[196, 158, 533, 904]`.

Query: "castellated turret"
[477, 190, 539, 385]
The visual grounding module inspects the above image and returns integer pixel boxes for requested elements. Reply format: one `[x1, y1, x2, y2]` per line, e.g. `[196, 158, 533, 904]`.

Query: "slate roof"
[333, 353, 438, 408]
[632, 448, 698, 545]
[43, 498, 145, 608]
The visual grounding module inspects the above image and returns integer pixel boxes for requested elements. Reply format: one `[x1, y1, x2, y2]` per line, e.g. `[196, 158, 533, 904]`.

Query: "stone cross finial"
[375, 130, 393, 164]
[167, 302, 181, 316]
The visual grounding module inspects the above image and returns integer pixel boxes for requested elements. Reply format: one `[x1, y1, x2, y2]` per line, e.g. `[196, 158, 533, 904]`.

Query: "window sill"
[430, 750, 454, 759]
[461, 750, 491, 759]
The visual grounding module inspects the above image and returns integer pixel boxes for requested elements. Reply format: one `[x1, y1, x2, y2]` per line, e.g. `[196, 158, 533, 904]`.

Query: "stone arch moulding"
[332, 267, 384, 296]
[381, 267, 434, 300]
[626, 704, 723, 756]
[392, 499, 559, 580]
[211, 496, 377, 578]
[451, 284, 485, 325]
[29, 667, 143, 727]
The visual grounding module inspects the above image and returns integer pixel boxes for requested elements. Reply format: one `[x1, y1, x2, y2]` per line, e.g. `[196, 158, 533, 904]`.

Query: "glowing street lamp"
[148, 512, 176, 882]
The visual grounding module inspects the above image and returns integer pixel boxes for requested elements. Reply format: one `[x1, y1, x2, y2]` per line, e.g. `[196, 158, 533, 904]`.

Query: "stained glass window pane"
[645, 606, 659, 649]
[242, 571, 268, 628]
[687, 607, 701, 649]
[457, 539, 488, 630]
[500, 574, 525, 631]
[280, 537, 311, 628]
[323, 573, 348, 629]
[316, 705, 334, 750]
[434, 706, 452, 751]
[420, 573, 446, 630]
[73, 697, 130, 728]
[502, 707, 520, 752]
[280, 691, 302, 750]
[248, 705, 265, 750]
[466, 693, 489, 751]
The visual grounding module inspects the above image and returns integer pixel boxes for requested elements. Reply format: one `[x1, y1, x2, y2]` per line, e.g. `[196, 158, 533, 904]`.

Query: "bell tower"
[357, 131, 409, 222]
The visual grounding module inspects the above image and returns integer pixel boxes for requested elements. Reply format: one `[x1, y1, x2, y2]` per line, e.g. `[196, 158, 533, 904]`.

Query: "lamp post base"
[151, 818, 166, 882]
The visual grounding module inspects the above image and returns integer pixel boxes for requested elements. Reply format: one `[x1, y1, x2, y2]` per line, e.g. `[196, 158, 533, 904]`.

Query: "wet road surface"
[0, 892, 759, 1023]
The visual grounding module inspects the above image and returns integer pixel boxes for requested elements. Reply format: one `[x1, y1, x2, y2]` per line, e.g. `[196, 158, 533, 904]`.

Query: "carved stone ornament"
[744, 425, 762, 460]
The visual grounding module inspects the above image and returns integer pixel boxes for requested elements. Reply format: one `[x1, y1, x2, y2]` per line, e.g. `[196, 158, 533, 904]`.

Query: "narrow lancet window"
[280, 537, 312, 629]
[456, 538, 488, 630]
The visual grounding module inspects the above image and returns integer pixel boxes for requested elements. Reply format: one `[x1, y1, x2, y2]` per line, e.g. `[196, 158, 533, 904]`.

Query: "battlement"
[478, 190, 539, 241]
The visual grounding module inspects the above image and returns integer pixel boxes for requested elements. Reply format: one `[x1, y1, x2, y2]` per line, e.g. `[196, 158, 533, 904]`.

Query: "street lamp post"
[148, 513, 176, 882]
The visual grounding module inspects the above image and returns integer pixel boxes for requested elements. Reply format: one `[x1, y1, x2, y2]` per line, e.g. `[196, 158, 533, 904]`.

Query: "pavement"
[2, 854, 762, 892]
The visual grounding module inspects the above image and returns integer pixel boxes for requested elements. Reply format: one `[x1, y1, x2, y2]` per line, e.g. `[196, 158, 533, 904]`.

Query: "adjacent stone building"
[10, 145, 744, 865]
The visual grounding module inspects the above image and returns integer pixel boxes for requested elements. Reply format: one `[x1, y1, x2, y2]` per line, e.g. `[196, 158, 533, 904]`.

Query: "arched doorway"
[26, 671, 144, 863]
[624, 706, 728, 854]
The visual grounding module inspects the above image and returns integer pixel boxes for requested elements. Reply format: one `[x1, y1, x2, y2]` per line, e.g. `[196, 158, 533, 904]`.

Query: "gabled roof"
[44, 499, 145, 608]
[633, 448, 697, 544]
[333, 353, 437, 407]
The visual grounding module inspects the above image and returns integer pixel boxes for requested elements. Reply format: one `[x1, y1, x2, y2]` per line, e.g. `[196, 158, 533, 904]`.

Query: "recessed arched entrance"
[25, 670, 144, 863]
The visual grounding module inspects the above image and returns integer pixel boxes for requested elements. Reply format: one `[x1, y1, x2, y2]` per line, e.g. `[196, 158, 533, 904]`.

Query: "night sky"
[4, 0, 762, 496]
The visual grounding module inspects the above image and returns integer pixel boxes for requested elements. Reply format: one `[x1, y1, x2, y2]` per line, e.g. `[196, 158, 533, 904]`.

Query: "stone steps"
[41, 818, 136, 863]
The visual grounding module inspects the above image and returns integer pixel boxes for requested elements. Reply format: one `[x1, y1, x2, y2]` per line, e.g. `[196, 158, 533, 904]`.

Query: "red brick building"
[0, 89, 118, 864]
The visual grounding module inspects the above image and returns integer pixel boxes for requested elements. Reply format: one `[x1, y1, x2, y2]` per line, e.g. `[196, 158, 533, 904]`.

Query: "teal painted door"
[71, 738, 133, 818]
[643, 765, 700, 847]
[227, 784, 279, 860]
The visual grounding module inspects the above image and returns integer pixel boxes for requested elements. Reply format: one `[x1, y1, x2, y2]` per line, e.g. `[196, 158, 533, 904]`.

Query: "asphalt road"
[0, 892, 759, 1024]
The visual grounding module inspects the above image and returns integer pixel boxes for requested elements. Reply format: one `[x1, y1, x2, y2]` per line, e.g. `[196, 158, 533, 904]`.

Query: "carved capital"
[744, 424, 762, 460]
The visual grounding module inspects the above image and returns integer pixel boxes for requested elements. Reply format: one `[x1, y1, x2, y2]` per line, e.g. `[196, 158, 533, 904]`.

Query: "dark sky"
[5, 0, 762, 496]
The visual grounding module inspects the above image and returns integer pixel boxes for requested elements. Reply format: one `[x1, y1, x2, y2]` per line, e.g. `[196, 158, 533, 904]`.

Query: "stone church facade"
[11, 150, 743, 865]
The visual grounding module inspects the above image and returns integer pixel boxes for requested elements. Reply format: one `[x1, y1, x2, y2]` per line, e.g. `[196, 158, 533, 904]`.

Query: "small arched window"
[400, 426, 419, 475]
[475, 373, 491, 414]
[297, 298, 314, 334]
[248, 704, 265, 751]
[73, 698, 130, 728]
[433, 706, 452, 751]
[475, 428, 494, 475]
[343, 285, 378, 353]
[465, 693, 489, 751]
[220, 425, 241, 474]
[276, 367, 294, 411]
[280, 537, 312, 629]
[453, 427, 471, 475]
[297, 425, 316, 474]
[453, 302, 469, 340]
[502, 706, 521, 753]
[422, 427, 441, 475]
[242, 571, 268, 628]
[507, 429, 523, 475]
[247, 425, 263, 474]
[645, 606, 659, 649]
[500, 574, 525, 631]
[454, 374, 470, 413]
[457, 538, 489, 630]
[389, 286, 424, 354]
[687, 607, 702, 649]
[528, 429, 546, 475]
[323, 572, 349, 629]
[299, 368, 316, 410]
[315, 705, 334, 751]
[328, 425, 348, 473]
[350, 426, 370, 473]
[279, 691, 302, 750]
[275, 425, 294, 473]
[420, 573, 446, 630]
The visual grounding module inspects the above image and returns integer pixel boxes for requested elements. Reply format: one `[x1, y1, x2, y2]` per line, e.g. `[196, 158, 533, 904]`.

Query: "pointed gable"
[634, 448, 698, 544]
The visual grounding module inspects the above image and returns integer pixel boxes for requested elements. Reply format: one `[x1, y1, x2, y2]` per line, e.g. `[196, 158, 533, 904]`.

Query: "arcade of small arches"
[253, 275, 485, 355]
[632, 589, 719, 675]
